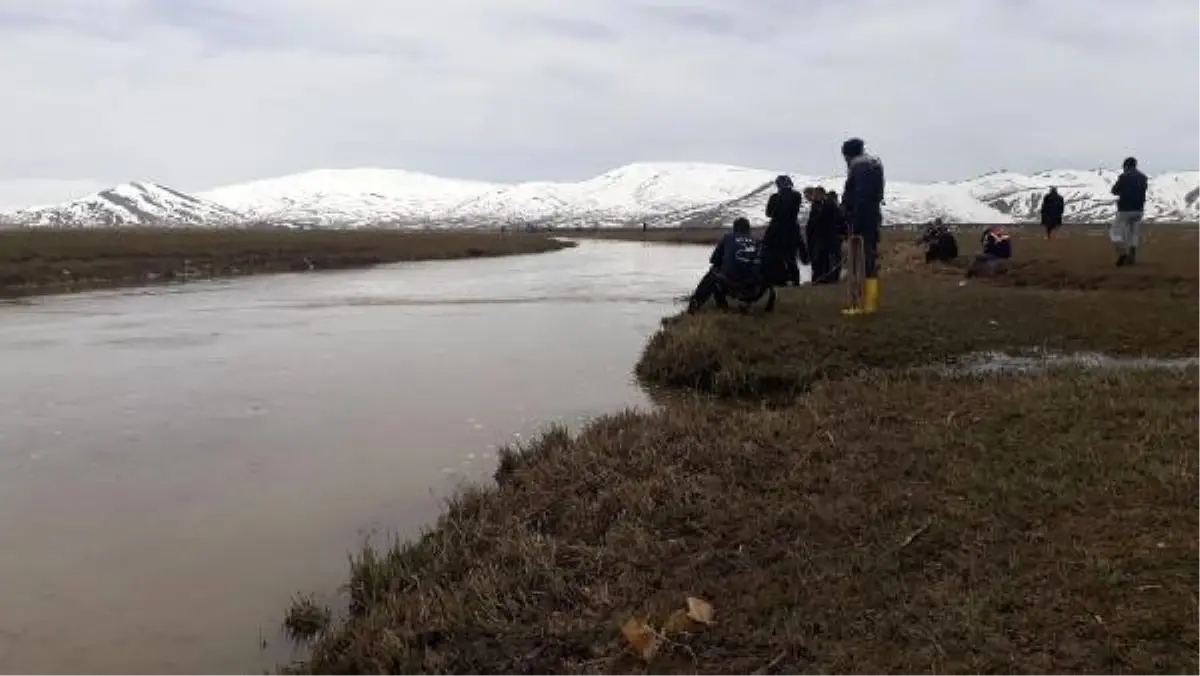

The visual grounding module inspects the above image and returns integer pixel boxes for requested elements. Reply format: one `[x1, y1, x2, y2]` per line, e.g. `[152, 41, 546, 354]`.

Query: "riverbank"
[0, 228, 572, 298]
[284, 227, 1198, 674]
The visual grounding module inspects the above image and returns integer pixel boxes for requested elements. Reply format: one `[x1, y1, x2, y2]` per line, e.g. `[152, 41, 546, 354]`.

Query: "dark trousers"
[760, 245, 791, 287]
[689, 267, 727, 310]
[808, 236, 843, 284]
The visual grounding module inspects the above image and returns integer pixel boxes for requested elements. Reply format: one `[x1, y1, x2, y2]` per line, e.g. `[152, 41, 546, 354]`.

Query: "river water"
[0, 240, 714, 674]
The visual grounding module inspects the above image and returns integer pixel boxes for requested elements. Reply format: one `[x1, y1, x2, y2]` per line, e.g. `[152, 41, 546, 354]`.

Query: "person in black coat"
[763, 175, 809, 286]
[1039, 187, 1065, 240]
[805, 187, 845, 284]
[917, 219, 959, 263]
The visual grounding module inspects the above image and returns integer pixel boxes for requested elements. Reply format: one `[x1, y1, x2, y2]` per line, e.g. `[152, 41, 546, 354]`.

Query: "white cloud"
[0, 0, 1195, 208]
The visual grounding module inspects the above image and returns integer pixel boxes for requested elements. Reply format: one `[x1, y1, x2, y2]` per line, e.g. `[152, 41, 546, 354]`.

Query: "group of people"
[918, 219, 1012, 277]
[688, 142, 1152, 316]
[687, 137, 886, 316]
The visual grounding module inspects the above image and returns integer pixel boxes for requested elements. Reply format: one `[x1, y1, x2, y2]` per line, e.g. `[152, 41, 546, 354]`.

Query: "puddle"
[939, 349, 1199, 376]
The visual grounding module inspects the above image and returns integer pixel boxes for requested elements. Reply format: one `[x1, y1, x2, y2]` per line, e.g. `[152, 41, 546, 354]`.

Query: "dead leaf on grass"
[685, 596, 715, 625]
[663, 608, 694, 634]
[620, 616, 660, 661]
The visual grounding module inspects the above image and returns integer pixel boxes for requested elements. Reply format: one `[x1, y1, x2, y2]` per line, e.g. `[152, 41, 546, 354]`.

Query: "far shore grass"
[0, 227, 573, 299]
[286, 225, 1197, 674]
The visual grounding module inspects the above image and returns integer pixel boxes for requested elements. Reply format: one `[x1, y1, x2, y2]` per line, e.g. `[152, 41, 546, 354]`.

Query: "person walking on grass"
[1040, 186, 1065, 240]
[1109, 156, 1149, 267]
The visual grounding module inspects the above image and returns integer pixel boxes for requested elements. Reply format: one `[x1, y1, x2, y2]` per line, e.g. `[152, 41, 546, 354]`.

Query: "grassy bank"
[0, 228, 573, 298]
[284, 226, 1198, 674]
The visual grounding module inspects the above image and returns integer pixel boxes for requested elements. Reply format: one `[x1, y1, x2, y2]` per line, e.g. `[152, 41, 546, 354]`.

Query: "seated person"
[917, 218, 959, 263]
[687, 217, 776, 314]
[966, 226, 1013, 278]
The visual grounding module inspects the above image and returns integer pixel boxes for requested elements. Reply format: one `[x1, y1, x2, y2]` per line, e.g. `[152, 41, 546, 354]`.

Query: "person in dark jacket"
[805, 187, 844, 284]
[918, 218, 959, 263]
[687, 217, 775, 313]
[966, 226, 1012, 278]
[1039, 187, 1065, 240]
[839, 138, 885, 314]
[1109, 156, 1149, 266]
[763, 175, 809, 286]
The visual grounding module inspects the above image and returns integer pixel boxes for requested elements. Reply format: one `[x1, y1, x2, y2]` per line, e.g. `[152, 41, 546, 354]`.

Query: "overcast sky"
[0, 0, 1196, 208]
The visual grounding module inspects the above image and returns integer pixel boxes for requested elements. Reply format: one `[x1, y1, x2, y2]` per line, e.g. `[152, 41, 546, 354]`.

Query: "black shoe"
[1127, 247, 1137, 265]
[1116, 254, 1128, 267]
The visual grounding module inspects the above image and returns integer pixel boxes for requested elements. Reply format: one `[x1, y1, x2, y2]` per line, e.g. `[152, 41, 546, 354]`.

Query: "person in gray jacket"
[1109, 156, 1149, 266]
[839, 137, 885, 314]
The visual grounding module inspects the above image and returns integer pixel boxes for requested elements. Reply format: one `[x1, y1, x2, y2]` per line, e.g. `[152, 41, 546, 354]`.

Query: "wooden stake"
[846, 233, 865, 309]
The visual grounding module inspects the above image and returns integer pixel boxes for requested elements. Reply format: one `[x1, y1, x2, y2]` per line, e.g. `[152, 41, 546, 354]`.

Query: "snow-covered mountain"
[2, 163, 1196, 229]
[4, 181, 243, 228]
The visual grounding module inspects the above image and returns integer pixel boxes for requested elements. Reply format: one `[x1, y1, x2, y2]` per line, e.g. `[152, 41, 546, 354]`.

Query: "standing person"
[825, 190, 846, 281]
[805, 187, 843, 284]
[1109, 157, 1149, 266]
[1039, 187, 1065, 240]
[803, 187, 828, 284]
[764, 175, 809, 286]
[839, 138, 885, 314]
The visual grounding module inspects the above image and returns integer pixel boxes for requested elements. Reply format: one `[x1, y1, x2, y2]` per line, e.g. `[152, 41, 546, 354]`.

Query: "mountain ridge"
[2, 162, 1196, 229]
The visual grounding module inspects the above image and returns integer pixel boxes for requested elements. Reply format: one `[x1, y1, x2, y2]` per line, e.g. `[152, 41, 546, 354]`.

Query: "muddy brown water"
[0, 240, 727, 674]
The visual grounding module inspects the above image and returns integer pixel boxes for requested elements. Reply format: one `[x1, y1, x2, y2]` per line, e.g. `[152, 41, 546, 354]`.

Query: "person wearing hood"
[1109, 156, 1149, 266]
[839, 138, 885, 314]
[763, 174, 809, 286]
[1039, 187, 1065, 240]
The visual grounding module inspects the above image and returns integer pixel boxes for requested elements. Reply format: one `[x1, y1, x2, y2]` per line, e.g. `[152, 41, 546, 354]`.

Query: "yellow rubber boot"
[863, 278, 879, 314]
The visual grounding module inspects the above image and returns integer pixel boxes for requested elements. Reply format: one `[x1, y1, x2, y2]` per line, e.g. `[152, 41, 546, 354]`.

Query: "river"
[0, 239, 730, 674]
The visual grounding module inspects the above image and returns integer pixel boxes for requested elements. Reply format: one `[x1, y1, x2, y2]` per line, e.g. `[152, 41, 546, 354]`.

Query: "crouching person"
[687, 217, 776, 314]
[966, 226, 1012, 278]
[918, 218, 959, 263]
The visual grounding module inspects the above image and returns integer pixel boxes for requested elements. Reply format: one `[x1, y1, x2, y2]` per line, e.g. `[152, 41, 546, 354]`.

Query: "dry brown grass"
[282, 222, 1198, 675]
[287, 369, 1198, 674]
[0, 227, 572, 298]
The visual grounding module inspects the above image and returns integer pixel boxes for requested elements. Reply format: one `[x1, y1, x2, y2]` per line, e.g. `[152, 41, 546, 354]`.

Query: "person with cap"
[838, 137, 885, 314]
[1109, 156, 1149, 266]
[763, 174, 809, 286]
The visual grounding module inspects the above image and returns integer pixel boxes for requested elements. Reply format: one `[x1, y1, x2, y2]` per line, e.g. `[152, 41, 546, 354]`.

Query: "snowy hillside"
[956, 169, 1200, 224]
[4, 182, 242, 228]
[197, 168, 501, 226]
[2, 163, 1196, 229]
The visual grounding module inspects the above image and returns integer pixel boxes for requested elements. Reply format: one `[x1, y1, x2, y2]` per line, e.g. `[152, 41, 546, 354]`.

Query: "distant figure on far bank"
[1039, 186, 1065, 240]
[764, 175, 809, 287]
[1109, 157, 1149, 266]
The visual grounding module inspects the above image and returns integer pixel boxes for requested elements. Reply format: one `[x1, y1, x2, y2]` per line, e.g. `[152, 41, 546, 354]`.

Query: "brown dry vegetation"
[284, 225, 1199, 674]
[0, 227, 572, 298]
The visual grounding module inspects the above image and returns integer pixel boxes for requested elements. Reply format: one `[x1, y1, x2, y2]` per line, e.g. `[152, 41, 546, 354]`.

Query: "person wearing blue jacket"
[1109, 156, 1149, 266]
[686, 217, 775, 313]
[839, 138, 885, 314]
